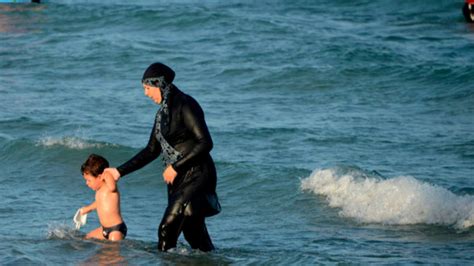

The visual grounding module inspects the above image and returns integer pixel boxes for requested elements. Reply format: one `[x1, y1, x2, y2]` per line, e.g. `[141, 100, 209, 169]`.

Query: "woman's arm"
[116, 122, 162, 177]
[172, 97, 213, 173]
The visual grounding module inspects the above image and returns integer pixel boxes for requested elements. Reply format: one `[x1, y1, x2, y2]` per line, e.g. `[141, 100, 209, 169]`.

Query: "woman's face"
[143, 84, 162, 104]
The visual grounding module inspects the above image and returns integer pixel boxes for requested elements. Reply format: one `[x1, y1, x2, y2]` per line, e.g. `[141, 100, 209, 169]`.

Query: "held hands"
[163, 165, 177, 185]
[103, 168, 121, 181]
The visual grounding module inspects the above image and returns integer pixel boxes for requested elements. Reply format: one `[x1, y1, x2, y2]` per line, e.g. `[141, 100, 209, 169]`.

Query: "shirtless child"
[80, 154, 127, 241]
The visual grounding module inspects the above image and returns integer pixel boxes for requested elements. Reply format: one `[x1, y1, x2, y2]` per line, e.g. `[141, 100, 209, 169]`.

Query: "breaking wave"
[301, 167, 474, 229]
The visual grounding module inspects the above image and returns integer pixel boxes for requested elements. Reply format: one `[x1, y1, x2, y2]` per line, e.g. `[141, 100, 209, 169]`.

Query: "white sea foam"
[301, 168, 474, 229]
[46, 222, 80, 240]
[36, 136, 108, 150]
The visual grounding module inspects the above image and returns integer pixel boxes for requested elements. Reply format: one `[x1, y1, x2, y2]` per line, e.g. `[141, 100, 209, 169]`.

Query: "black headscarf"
[142, 62, 182, 165]
[142, 62, 175, 86]
[142, 62, 176, 134]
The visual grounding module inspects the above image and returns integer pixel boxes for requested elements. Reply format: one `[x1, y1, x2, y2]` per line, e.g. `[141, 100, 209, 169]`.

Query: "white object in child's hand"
[73, 208, 87, 230]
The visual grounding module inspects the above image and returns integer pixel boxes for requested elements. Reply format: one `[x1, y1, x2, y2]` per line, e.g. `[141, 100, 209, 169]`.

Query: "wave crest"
[36, 136, 113, 150]
[301, 167, 474, 229]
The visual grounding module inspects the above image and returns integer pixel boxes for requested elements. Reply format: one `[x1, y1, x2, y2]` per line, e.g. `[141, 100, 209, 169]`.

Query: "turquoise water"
[1, 0, 474, 264]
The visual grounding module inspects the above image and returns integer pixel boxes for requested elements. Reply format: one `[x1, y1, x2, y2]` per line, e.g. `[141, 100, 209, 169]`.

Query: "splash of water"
[36, 136, 110, 150]
[301, 167, 474, 229]
[46, 222, 82, 240]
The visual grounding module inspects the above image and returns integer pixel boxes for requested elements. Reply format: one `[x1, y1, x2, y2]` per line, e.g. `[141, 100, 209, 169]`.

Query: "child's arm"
[102, 173, 117, 192]
[81, 201, 97, 215]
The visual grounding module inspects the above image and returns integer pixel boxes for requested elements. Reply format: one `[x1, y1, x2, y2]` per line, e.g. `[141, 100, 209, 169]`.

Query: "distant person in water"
[102, 62, 220, 252]
[463, 0, 474, 23]
[80, 154, 127, 241]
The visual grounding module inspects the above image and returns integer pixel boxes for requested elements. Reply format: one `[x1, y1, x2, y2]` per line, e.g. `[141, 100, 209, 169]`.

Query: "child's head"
[81, 154, 109, 191]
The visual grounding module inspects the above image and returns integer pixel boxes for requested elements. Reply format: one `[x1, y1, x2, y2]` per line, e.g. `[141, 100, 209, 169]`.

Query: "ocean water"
[1, 0, 474, 264]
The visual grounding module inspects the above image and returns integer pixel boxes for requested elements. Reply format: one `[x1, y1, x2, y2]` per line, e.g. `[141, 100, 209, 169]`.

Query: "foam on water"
[301, 167, 474, 229]
[46, 222, 83, 240]
[36, 136, 113, 150]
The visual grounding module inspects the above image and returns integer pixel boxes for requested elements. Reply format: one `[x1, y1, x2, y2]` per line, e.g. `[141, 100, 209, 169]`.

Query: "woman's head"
[142, 62, 175, 104]
[142, 62, 175, 86]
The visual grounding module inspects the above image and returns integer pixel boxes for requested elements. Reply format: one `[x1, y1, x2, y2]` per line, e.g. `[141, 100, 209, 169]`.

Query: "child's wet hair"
[81, 154, 109, 177]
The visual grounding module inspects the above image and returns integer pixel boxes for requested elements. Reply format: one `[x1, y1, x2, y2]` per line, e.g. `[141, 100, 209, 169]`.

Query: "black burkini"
[463, 2, 474, 23]
[116, 63, 220, 252]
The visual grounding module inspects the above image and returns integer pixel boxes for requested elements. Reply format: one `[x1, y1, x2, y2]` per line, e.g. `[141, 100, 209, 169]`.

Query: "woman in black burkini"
[464, 0, 474, 23]
[104, 62, 220, 252]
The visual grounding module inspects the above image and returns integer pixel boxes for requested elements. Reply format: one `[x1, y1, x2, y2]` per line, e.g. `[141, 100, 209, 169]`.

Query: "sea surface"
[1, 0, 474, 264]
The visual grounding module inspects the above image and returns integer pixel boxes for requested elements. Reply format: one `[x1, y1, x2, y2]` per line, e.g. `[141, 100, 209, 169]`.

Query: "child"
[79, 154, 127, 241]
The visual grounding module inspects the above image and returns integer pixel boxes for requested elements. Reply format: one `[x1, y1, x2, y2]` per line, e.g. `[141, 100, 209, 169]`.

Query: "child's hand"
[103, 168, 121, 181]
[81, 202, 96, 214]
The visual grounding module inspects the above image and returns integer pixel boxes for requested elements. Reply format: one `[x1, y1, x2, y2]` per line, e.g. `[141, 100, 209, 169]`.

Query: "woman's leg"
[182, 215, 214, 252]
[157, 203, 185, 251]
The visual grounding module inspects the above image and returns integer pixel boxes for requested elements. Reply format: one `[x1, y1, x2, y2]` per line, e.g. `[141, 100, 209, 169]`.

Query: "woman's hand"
[103, 168, 121, 181]
[163, 165, 177, 185]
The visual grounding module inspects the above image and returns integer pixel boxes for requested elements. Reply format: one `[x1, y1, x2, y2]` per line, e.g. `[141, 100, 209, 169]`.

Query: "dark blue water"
[1, 0, 474, 264]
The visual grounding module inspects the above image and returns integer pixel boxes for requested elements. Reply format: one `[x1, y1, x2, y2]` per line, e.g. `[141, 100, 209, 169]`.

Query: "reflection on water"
[79, 241, 127, 266]
[0, 3, 45, 33]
